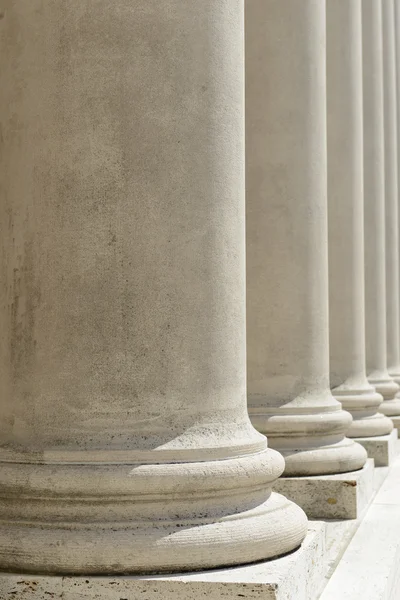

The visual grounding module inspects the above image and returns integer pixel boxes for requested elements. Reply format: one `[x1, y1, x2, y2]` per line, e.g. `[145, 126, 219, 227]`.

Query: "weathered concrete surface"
[0, 0, 306, 574]
[274, 459, 375, 519]
[0, 524, 325, 600]
[363, 0, 400, 414]
[327, 0, 393, 439]
[356, 428, 399, 467]
[246, 0, 366, 476]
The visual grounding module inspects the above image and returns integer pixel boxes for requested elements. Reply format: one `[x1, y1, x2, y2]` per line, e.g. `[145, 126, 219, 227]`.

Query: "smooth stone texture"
[327, 0, 392, 438]
[0, 524, 325, 600]
[246, 0, 367, 476]
[390, 416, 400, 431]
[396, 0, 400, 408]
[320, 452, 400, 599]
[273, 459, 374, 519]
[363, 0, 400, 413]
[0, 0, 307, 573]
[355, 428, 399, 466]
[316, 442, 400, 596]
[383, 0, 400, 413]
[374, 458, 400, 505]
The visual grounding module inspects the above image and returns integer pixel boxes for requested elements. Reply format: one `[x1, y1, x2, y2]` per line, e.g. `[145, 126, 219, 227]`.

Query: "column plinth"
[246, 0, 367, 477]
[327, 0, 393, 439]
[363, 0, 400, 420]
[0, 1, 307, 574]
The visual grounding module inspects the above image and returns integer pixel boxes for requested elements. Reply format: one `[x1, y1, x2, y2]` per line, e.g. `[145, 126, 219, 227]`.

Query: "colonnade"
[0, 0, 400, 578]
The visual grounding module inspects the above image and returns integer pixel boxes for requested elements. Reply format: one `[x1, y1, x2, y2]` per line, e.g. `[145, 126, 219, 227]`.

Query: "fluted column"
[246, 0, 367, 476]
[0, 0, 307, 574]
[363, 0, 400, 413]
[327, 0, 393, 438]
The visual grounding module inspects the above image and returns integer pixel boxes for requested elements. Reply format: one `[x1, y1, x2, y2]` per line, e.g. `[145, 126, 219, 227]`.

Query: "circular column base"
[250, 405, 367, 475]
[332, 387, 393, 437]
[276, 437, 368, 476]
[379, 400, 400, 417]
[0, 492, 307, 575]
[0, 449, 307, 574]
[347, 412, 394, 437]
[367, 374, 400, 417]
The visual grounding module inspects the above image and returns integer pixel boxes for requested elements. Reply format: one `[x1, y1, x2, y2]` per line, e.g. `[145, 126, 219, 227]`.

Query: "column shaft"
[383, 0, 400, 409]
[0, 0, 307, 574]
[327, 0, 393, 437]
[363, 0, 400, 412]
[246, 0, 367, 476]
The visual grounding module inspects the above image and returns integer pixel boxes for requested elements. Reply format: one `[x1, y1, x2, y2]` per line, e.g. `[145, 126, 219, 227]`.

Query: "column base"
[276, 437, 368, 476]
[368, 374, 400, 416]
[332, 387, 393, 437]
[354, 428, 398, 466]
[0, 448, 307, 574]
[390, 416, 400, 431]
[346, 412, 393, 438]
[251, 404, 368, 475]
[379, 399, 400, 417]
[272, 459, 374, 519]
[0, 523, 326, 600]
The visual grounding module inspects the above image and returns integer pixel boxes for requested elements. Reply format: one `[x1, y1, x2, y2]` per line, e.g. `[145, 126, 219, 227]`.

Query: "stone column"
[0, 1, 307, 574]
[327, 0, 393, 438]
[383, 0, 400, 409]
[246, 0, 367, 476]
[363, 0, 400, 414]
[396, 1, 400, 416]
[383, 0, 400, 415]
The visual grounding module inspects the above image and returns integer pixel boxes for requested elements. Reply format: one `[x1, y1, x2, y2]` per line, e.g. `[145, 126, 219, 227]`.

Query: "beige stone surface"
[273, 459, 375, 520]
[383, 0, 400, 416]
[390, 416, 400, 431]
[0, 0, 306, 574]
[246, 0, 366, 476]
[0, 524, 326, 600]
[356, 428, 399, 467]
[363, 0, 400, 414]
[327, 0, 393, 439]
[320, 447, 400, 600]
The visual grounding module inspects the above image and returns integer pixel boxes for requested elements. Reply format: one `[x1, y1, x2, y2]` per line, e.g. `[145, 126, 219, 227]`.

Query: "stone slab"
[272, 458, 374, 519]
[390, 415, 400, 432]
[319, 461, 400, 600]
[0, 523, 325, 600]
[355, 428, 398, 466]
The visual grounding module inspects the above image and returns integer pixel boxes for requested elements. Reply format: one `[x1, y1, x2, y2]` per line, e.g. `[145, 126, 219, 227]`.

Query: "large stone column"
[246, 0, 367, 476]
[383, 0, 400, 412]
[396, 1, 400, 419]
[363, 0, 400, 414]
[0, 0, 307, 574]
[327, 0, 393, 438]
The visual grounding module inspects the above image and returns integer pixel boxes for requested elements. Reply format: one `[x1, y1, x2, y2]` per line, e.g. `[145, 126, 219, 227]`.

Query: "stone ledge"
[319, 474, 400, 598]
[355, 428, 398, 466]
[272, 458, 374, 519]
[390, 415, 400, 432]
[0, 524, 325, 600]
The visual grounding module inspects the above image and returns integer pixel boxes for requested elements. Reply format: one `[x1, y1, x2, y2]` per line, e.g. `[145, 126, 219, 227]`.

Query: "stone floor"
[319, 442, 400, 599]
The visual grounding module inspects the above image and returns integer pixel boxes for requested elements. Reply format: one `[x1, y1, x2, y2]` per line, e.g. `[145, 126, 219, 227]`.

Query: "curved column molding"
[327, 0, 393, 438]
[383, 0, 400, 403]
[362, 0, 400, 416]
[246, 0, 367, 476]
[0, 1, 307, 574]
